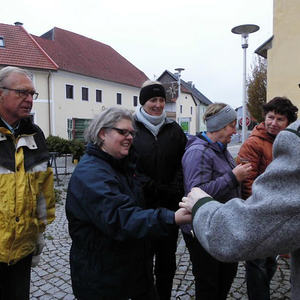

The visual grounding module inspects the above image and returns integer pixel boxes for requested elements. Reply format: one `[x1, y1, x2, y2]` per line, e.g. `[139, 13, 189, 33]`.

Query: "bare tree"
[247, 56, 267, 123]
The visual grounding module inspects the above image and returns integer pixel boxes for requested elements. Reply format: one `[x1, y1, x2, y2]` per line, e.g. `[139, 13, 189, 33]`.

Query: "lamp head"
[231, 24, 260, 35]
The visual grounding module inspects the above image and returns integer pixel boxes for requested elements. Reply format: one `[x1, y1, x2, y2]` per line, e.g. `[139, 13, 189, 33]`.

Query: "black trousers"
[80, 286, 159, 300]
[246, 257, 277, 300]
[151, 226, 179, 300]
[183, 232, 238, 300]
[0, 253, 32, 300]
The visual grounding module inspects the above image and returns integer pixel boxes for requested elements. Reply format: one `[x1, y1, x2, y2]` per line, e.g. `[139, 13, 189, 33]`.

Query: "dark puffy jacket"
[133, 118, 187, 211]
[66, 143, 175, 299]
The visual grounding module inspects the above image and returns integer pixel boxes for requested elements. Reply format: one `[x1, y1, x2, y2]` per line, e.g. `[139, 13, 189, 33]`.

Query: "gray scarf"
[135, 107, 166, 136]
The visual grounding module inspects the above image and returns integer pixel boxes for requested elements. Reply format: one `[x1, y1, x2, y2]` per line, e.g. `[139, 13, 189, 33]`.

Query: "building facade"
[256, 0, 300, 109]
[158, 70, 212, 135]
[0, 22, 213, 138]
[0, 23, 148, 139]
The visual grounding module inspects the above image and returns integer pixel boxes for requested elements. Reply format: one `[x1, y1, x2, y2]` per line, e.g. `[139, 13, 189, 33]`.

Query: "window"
[191, 107, 193, 115]
[67, 119, 73, 140]
[0, 37, 4, 47]
[180, 105, 183, 114]
[133, 96, 138, 107]
[82, 87, 89, 101]
[66, 85, 74, 99]
[117, 93, 122, 105]
[67, 118, 91, 141]
[96, 89, 102, 102]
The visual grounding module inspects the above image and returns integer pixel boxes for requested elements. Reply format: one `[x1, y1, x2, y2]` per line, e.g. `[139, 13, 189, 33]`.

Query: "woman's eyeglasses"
[106, 127, 136, 138]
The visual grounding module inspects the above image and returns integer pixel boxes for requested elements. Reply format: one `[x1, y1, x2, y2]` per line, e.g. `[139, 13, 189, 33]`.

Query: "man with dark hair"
[0, 66, 55, 299]
[237, 96, 298, 300]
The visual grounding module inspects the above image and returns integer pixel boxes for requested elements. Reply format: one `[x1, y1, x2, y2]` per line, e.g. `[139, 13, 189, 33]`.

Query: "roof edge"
[255, 36, 274, 59]
[20, 26, 59, 70]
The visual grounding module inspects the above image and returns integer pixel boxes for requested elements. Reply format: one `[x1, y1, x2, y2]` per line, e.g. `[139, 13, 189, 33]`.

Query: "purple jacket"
[182, 134, 240, 202]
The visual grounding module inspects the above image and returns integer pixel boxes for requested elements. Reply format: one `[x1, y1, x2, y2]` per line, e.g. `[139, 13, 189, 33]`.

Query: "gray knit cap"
[206, 105, 237, 132]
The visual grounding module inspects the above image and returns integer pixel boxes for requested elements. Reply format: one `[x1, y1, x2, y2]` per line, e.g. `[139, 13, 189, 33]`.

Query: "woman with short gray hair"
[66, 107, 191, 299]
[84, 106, 133, 146]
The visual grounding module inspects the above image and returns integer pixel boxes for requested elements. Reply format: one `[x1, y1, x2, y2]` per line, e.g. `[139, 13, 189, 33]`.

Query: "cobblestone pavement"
[30, 156, 292, 299]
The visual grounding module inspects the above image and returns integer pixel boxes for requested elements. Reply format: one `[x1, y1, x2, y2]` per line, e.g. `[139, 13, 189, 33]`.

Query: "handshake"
[175, 188, 210, 225]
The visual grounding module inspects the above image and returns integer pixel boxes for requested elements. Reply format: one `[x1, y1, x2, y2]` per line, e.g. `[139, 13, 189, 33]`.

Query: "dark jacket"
[237, 122, 274, 199]
[133, 118, 187, 211]
[66, 143, 175, 299]
[182, 133, 240, 202]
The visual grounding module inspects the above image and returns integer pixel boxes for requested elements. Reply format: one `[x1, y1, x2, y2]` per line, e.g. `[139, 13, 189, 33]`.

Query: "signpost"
[239, 116, 250, 127]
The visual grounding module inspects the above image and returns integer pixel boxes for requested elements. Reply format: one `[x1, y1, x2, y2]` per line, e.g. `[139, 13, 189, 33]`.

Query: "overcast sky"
[1, 0, 273, 108]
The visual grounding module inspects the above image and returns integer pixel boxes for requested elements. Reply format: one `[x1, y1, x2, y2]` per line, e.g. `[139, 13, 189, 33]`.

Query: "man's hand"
[174, 208, 192, 224]
[31, 233, 45, 267]
[179, 187, 210, 212]
[232, 163, 252, 182]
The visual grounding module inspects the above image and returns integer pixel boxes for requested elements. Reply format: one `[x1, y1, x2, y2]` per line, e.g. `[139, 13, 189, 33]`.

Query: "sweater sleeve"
[192, 128, 300, 262]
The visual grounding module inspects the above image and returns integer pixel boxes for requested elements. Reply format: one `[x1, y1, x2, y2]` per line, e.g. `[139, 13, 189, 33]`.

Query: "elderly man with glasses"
[0, 66, 55, 300]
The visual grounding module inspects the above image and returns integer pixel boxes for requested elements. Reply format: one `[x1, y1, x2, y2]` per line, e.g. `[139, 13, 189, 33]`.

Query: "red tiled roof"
[33, 27, 148, 88]
[0, 23, 58, 70]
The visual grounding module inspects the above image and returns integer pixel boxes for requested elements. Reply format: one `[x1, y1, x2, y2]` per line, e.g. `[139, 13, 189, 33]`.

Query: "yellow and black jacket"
[0, 118, 55, 265]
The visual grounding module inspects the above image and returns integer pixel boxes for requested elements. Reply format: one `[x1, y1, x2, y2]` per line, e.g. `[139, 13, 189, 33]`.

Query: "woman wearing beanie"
[181, 103, 251, 300]
[133, 80, 187, 300]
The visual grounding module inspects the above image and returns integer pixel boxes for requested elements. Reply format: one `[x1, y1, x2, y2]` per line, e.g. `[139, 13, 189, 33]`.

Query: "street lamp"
[231, 24, 259, 143]
[175, 67, 185, 99]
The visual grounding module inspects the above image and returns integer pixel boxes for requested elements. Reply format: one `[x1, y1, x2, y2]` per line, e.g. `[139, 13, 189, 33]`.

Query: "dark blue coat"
[66, 143, 175, 299]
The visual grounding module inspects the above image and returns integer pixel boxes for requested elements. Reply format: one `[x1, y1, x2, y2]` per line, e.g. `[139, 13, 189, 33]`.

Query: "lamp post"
[231, 24, 259, 143]
[175, 67, 185, 99]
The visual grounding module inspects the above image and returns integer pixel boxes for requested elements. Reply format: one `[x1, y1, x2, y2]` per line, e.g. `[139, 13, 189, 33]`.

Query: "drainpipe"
[47, 71, 52, 135]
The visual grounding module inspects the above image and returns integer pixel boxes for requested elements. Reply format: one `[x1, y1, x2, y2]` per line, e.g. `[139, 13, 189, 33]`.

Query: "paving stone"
[53, 291, 67, 299]
[63, 294, 75, 300]
[40, 283, 54, 291]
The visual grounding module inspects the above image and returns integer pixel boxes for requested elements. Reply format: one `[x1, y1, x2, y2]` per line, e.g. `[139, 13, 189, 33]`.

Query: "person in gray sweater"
[179, 120, 300, 300]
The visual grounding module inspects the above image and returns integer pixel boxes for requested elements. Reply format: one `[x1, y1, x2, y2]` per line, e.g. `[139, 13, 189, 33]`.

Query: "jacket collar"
[86, 143, 135, 172]
[195, 132, 227, 152]
[0, 117, 36, 136]
[250, 122, 275, 143]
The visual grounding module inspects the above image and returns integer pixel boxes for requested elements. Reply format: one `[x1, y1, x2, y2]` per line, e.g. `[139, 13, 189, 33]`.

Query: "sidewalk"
[30, 163, 291, 299]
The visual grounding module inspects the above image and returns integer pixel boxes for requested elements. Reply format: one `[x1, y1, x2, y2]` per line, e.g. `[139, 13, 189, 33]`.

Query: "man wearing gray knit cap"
[181, 102, 251, 300]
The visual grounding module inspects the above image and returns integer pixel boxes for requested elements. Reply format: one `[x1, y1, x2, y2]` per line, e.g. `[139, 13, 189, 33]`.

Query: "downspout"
[47, 71, 52, 136]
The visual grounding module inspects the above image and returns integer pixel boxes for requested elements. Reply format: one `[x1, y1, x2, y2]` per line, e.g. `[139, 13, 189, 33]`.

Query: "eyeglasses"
[106, 127, 136, 138]
[0, 87, 39, 100]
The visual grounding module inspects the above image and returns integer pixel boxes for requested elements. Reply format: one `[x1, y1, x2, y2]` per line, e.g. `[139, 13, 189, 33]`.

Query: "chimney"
[14, 22, 23, 26]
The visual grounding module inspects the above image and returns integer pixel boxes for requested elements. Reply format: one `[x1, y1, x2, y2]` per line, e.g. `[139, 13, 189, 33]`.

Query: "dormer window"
[0, 37, 4, 48]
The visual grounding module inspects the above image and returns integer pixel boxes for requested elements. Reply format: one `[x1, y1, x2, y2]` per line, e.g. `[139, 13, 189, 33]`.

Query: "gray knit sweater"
[192, 120, 300, 300]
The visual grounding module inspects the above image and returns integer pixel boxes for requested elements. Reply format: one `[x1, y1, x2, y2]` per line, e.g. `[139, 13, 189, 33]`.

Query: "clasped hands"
[175, 187, 210, 225]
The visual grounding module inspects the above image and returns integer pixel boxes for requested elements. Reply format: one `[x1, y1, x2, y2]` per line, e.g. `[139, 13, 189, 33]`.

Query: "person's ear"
[98, 128, 106, 141]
